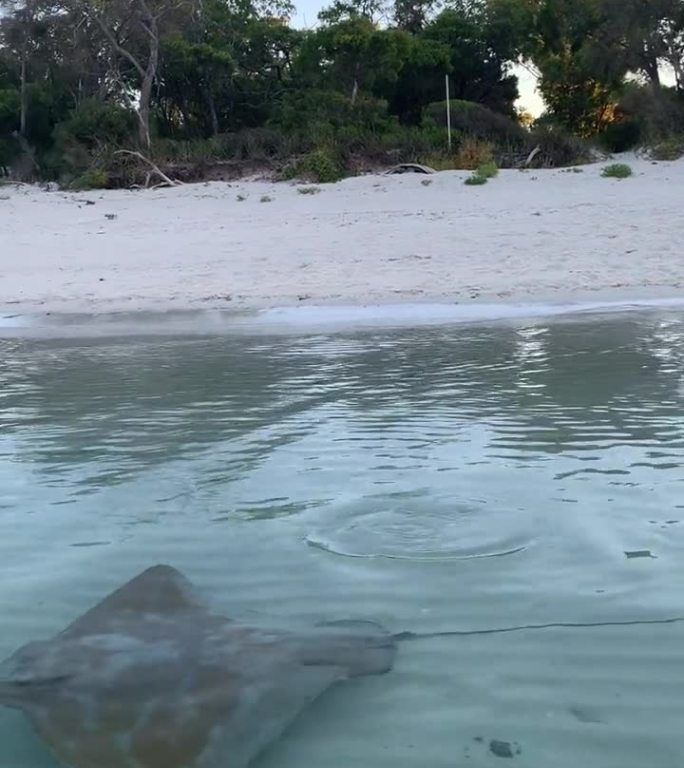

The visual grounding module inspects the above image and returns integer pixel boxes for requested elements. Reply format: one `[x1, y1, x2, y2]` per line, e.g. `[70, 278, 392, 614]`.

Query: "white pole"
[445, 74, 452, 153]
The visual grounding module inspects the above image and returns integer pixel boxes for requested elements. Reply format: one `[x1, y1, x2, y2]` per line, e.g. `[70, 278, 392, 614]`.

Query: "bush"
[286, 148, 343, 183]
[601, 163, 632, 179]
[426, 100, 526, 147]
[617, 84, 684, 143]
[70, 167, 109, 190]
[527, 126, 592, 167]
[454, 137, 494, 169]
[464, 173, 488, 186]
[55, 99, 135, 150]
[0, 87, 20, 169]
[477, 161, 498, 179]
[464, 160, 499, 186]
[48, 100, 135, 184]
[598, 119, 642, 153]
[650, 137, 684, 161]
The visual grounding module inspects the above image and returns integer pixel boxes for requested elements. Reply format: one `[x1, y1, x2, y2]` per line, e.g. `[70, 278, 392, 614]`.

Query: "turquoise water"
[1, 309, 684, 767]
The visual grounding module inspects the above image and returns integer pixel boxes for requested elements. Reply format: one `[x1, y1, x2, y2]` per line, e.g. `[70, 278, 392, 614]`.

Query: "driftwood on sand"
[114, 150, 184, 188]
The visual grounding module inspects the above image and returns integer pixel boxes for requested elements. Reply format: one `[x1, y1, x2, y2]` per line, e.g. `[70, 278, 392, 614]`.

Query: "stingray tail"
[312, 620, 397, 677]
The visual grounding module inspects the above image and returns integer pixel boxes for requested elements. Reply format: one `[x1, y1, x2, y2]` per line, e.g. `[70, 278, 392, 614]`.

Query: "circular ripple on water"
[305, 495, 533, 561]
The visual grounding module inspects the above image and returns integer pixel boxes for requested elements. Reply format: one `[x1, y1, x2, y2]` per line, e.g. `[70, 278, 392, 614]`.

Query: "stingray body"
[0, 565, 396, 768]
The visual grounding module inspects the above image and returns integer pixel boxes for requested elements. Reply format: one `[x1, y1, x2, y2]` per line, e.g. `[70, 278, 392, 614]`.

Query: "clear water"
[1, 309, 684, 767]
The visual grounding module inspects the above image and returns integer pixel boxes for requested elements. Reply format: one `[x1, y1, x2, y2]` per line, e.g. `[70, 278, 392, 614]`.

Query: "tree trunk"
[137, 13, 159, 150]
[351, 60, 360, 105]
[641, 48, 661, 87]
[204, 86, 219, 136]
[138, 67, 154, 148]
[19, 54, 27, 138]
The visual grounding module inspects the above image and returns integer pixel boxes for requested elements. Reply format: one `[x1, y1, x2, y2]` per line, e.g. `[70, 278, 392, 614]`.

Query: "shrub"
[617, 84, 684, 143]
[598, 119, 642, 153]
[650, 137, 684, 161]
[298, 186, 321, 195]
[454, 137, 494, 169]
[49, 100, 135, 184]
[260, 194, 273, 202]
[527, 126, 592, 167]
[464, 173, 488, 186]
[464, 159, 499, 186]
[70, 167, 109, 190]
[426, 100, 526, 147]
[55, 99, 135, 150]
[297, 149, 343, 183]
[601, 163, 632, 179]
[476, 161, 498, 179]
[279, 149, 342, 183]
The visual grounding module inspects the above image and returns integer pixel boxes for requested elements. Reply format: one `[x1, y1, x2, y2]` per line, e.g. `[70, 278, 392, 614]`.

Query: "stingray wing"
[59, 565, 207, 638]
[1, 567, 396, 768]
[19, 628, 345, 768]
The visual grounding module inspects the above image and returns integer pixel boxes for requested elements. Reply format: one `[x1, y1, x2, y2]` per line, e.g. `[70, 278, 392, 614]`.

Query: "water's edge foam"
[2, 297, 684, 338]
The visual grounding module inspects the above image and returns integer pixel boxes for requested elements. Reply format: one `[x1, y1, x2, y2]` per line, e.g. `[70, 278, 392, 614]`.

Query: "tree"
[318, 0, 387, 25]
[422, 4, 518, 116]
[71, 0, 197, 148]
[487, 0, 625, 134]
[393, 0, 439, 33]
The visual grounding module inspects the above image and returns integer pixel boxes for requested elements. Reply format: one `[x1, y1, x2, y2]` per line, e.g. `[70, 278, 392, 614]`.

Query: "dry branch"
[114, 149, 183, 187]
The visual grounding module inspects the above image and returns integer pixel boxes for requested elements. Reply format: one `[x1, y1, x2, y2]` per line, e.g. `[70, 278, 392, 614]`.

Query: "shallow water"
[1, 309, 684, 767]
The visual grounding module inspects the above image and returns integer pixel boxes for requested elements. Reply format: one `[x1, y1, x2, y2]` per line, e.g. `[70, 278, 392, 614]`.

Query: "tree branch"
[115, 149, 184, 187]
[88, 7, 146, 78]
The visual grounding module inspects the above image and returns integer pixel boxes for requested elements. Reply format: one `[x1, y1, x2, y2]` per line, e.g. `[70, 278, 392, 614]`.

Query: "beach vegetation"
[0, 0, 683, 187]
[464, 172, 488, 186]
[650, 137, 684, 161]
[601, 163, 633, 178]
[454, 137, 494, 170]
[464, 159, 498, 185]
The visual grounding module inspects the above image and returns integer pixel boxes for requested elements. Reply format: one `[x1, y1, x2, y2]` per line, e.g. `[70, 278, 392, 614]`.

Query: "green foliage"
[298, 185, 321, 194]
[477, 161, 498, 179]
[650, 138, 684, 161]
[454, 137, 494, 169]
[298, 148, 343, 183]
[70, 168, 109, 190]
[55, 100, 135, 149]
[528, 126, 592, 168]
[0, 86, 20, 168]
[47, 100, 135, 184]
[421, 8, 519, 117]
[464, 172, 488, 185]
[617, 84, 684, 144]
[601, 163, 633, 179]
[464, 158, 499, 186]
[1, 0, 682, 184]
[598, 120, 642, 153]
[426, 100, 526, 146]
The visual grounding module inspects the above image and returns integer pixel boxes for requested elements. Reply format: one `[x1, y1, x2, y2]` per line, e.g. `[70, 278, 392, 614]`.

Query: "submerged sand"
[1, 156, 683, 315]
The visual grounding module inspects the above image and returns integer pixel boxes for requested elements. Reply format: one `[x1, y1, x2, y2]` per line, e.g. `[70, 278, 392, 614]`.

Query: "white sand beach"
[1, 155, 683, 316]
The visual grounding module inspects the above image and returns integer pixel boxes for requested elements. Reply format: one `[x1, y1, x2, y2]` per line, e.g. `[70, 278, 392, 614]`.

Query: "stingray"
[0, 565, 396, 768]
[3, 566, 672, 768]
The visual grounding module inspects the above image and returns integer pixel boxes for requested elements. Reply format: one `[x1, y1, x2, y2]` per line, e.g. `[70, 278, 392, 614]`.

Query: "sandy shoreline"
[2, 155, 683, 317]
